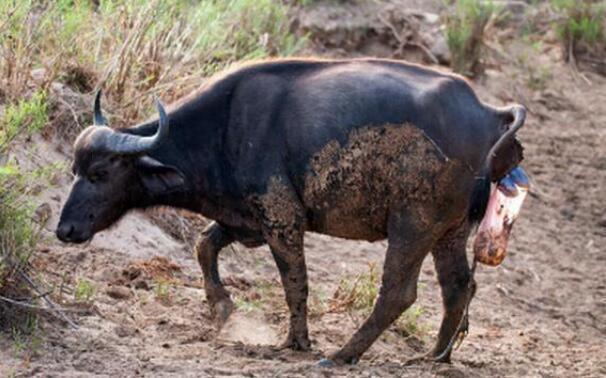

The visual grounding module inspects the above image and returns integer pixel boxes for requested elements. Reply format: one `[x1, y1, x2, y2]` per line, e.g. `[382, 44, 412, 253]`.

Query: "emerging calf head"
[56, 91, 184, 243]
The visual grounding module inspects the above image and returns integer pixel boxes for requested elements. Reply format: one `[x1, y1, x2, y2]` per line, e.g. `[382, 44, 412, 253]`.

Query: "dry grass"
[0, 0, 304, 126]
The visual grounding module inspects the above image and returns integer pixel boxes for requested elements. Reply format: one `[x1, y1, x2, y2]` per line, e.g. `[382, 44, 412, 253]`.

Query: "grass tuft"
[551, 0, 605, 60]
[444, 0, 498, 77]
[0, 91, 48, 152]
[74, 279, 95, 302]
[330, 264, 426, 338]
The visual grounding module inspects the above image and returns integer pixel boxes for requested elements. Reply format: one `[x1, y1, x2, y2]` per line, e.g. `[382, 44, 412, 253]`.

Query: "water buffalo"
[56, 58, 525, 365]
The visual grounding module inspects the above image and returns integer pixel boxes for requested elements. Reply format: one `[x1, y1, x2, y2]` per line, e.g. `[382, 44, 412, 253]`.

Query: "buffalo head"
[56, 91, 184, 243]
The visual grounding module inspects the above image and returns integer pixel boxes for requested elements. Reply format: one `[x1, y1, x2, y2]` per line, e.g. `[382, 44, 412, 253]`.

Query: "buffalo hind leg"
[429, 224, 474, 363]
[326, 213, 432, 364]
[195, 221, 235, 327]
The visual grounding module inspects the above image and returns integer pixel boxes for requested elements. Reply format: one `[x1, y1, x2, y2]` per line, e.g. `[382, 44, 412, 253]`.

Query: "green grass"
[234, 296, 264, 313]
[0, 91, 48, 152]
[331, 264, 426, 337]
[551, 0, 605, 57]
[74, 279, 95, 302]
[154, 278, 171, 303]
[0, 166, 39, 282]
[11, 314, 42, 359]
[444, 0, 498, 77]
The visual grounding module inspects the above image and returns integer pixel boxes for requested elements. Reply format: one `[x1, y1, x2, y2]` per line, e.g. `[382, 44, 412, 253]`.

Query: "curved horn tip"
[154, 96, 167, 116]
[93, 89, 107, 126]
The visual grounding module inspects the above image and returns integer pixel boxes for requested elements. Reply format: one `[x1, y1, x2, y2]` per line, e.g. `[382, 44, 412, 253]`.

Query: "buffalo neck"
[121, 95, 241, 219]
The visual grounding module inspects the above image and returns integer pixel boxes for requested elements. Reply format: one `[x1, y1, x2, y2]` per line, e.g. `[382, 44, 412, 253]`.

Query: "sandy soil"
[1, 1, 605, 377]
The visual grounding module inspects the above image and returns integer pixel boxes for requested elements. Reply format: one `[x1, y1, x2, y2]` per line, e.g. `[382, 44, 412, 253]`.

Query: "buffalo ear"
[136, 156, 185, 194]
[490, 138, 524, 181]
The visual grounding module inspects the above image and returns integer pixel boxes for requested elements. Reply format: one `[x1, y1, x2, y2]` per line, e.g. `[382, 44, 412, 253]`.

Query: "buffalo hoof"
[319, 353, 358, 367]
[404, 353, 431, 366]
[432, 350, 452, 364]
[278, 333, 311, 351]
[212, 299, 234, 329]
[318, 358, 335, 368]
[404, 350, 450, 366]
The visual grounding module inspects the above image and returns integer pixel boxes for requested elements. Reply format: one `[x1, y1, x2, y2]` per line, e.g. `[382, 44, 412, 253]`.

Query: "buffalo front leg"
[327, 214, 432, 364]
[256, 177, 310, 351]
[269, 240, 310, 351]
[195, 221, 235, 327]
[429, 224, 474, 362]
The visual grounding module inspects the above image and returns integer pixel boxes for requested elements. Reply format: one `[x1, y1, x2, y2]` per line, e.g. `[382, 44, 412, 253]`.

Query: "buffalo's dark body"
[57, 58, 525, 365]
[125, 60, 512, 233]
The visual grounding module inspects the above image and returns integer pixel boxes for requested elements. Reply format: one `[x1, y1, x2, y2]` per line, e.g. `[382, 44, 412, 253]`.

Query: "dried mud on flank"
[304, 124, 468, 240]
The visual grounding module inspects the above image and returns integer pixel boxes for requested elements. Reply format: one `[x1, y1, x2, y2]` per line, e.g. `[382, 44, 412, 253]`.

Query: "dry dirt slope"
[1, 2, 606, 378]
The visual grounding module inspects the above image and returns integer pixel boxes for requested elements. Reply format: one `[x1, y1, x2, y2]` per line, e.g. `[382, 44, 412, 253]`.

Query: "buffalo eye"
[88, 169, 108, 183]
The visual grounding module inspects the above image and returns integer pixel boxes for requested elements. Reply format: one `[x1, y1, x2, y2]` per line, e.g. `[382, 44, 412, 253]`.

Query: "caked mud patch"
[304, 124, 469, 240]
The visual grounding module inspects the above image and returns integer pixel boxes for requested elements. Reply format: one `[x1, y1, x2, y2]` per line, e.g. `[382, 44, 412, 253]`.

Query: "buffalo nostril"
[57, 223, 75, 241]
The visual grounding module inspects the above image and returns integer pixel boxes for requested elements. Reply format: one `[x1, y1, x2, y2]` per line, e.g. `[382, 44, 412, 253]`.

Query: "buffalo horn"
[93, 89, 106, 126]
[91, 97, 170, 155]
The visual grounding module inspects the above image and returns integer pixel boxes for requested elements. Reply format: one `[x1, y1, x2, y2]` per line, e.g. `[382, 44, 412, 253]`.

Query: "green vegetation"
[444, 0, 498, 77]
[331, 264, 426, 338]
[74, 279, 95, 302]
[11, 314, 42, 359]
[551, 0, 605, 59]
[234, 296, 264, 313]
[0, 162, 47, 331]
[0, 89, 51, 330]
[154, 278, 171, 303]
[0, 91, 48, 152]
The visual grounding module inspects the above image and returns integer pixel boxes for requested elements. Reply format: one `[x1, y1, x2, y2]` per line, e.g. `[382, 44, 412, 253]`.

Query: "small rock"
[134, 279, 150, 290]
[114, 324, 138, 338]
[34, 203, 52, 225]
[420, 12, 439, 24]
[106, 285, 132, 300]
[31, 68, 47, 83]
[38, 245, 51, 253]
[429, 32, 451, 65]
[494, 0, 528, 19]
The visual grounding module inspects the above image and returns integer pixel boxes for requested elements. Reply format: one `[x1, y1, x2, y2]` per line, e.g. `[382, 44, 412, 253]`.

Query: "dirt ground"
[1, 1, 605, 377]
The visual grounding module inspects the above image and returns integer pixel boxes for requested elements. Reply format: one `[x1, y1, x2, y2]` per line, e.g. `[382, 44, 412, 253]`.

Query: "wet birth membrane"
[473, 167, 529, 266]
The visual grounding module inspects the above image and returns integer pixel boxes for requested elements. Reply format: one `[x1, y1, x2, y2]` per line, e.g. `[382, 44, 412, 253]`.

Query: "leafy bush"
[0, 92, 50, 294]
[0, 91, 48, 152]
[444, 0, 498, 77]
[0, 164, 44, 331]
